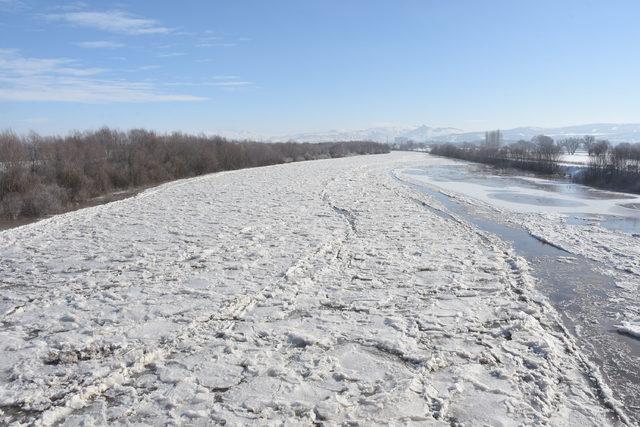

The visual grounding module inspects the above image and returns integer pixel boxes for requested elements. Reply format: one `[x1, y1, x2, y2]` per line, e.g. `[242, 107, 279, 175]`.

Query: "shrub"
[20, 183, 67, 217]
[0, 192, 23, 220]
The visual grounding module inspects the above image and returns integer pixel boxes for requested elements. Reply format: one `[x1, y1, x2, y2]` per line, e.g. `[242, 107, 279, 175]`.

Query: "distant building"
[484, 130, 502, 148]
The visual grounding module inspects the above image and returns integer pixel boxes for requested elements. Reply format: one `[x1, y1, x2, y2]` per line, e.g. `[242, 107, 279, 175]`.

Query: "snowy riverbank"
[0, 152, 627, 425]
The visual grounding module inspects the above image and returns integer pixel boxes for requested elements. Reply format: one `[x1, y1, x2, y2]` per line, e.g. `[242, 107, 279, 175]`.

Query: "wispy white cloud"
[0, 49, 205, 103]
[212, 80, 252, 87]
[0, 0, 28, 11]
[132, 64, 162, 71]
[212, 75, 241, 80]
[162, 76, 253, 90]
[197, 42, 237, 48]
[49, 1, 89, 12]
[44, 10, 172, 35]
[75, 41, 125, 49]
[157, 52, 186, 58]
[0, 48, 104, 76]
[196, 33, 249, 48]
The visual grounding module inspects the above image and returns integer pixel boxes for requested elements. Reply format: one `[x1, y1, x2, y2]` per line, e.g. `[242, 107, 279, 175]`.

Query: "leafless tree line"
[581, 140, 640, 193]
[431, 134, 640, 194]
[0, 128, 389, 220]
[430, 134, 563, 174]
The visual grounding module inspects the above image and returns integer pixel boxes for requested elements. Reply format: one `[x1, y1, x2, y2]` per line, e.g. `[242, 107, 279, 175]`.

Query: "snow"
[561, 151, 590, 165]
[0, 152, 625, 425]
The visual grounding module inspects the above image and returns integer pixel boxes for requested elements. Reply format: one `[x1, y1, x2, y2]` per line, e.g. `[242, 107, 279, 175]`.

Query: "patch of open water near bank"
[404, 163, 640, 235]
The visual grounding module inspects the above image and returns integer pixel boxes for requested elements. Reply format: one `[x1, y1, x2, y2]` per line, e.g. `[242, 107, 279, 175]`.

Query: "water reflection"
[488, 191, 586, 207]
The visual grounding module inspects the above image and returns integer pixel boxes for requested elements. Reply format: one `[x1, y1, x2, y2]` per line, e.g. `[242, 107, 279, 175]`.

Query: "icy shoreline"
[0, 152, 627, 425]
[399, 156, 640, 339]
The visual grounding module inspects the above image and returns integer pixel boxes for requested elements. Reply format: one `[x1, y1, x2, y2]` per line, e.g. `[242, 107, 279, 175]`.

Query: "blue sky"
[1, 0, 639, 136]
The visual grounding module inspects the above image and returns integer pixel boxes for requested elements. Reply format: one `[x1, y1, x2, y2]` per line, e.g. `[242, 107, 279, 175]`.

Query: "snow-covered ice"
[0, 152, 626, 425]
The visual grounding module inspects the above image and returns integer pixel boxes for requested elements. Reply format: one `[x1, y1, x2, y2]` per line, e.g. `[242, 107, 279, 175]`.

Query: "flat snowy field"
[561, 151, 591, 165]
[0, 152, 626, 425]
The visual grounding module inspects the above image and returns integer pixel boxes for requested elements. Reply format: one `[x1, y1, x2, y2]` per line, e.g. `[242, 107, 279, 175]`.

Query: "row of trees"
[430, 135, 564, 174]
[557, 135, 609, 155]
[430, 133, 640, 194]
[581, 140, 640, 193]
[392, 140, 430, 151]
[0, 128, 389, 220]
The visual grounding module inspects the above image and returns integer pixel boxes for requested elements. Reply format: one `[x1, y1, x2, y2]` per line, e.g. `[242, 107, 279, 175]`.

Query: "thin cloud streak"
[0, 49, 104, 76]
[212, 81, 251, 87]
[0, 49, 206, 103]
[212, 75, 241, 80]
[0, 77, 207, 102]
[0, 0, 28, 11]
[75, 41, 125, 49]
[157, 52, 186, 58]
[44, 10, 172, 35]
[49, 1, 89, 12]
[162, 77, 253, 89]
[197, 42, 237, 48]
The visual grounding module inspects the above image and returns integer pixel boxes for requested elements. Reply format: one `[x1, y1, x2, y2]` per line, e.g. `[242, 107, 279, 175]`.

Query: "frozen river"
[1, 152, 627, 425]
[396, 154, 640, 421]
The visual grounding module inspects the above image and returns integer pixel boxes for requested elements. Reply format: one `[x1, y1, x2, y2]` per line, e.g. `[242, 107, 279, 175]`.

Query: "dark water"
[394, 173, 640, 424]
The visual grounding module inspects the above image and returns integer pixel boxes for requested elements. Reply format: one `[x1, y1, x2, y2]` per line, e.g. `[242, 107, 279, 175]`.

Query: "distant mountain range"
[273, 125, 464, 143]
[444, 123, 640, 144]
[265, 123, 640, 144]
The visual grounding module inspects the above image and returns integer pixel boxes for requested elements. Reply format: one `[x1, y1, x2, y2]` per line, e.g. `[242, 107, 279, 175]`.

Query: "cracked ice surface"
[0, 152, 623, 425]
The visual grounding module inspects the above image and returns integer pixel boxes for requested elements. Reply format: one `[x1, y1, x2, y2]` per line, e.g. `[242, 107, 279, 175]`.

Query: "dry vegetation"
[0, 128, 389, 220]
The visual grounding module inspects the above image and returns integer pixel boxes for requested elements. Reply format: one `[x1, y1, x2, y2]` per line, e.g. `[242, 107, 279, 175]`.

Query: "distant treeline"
[580, 140, 640, 193]
[430, 135, 563, 174]
[392, 141, 430, 151]
[0, 128, 389, 220]
[430, 135, 640, 194]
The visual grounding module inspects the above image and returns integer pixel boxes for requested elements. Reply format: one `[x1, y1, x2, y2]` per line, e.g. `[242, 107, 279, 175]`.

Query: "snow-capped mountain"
[274, 125, 463, 143]
[436, 123, 640, 144]
[400, 125, 465, 141]
[211, 130, 266, 140]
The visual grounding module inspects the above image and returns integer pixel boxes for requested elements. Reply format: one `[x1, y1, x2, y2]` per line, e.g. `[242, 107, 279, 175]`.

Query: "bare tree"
[582, 135, 596, 153]
[560, 137, 582, 155]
